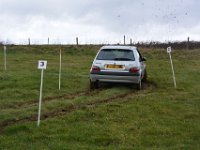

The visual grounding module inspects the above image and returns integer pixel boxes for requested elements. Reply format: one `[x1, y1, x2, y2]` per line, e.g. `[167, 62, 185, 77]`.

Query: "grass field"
[0, 45, 200, 149]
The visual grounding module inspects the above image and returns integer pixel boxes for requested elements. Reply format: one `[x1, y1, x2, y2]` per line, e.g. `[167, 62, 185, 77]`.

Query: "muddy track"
[2, 88, 107, 110]
[0, 90, 134, 133]
[3, 81, 156, 110]
[14, 90, 89, 109]
[0, 81, 157, 133]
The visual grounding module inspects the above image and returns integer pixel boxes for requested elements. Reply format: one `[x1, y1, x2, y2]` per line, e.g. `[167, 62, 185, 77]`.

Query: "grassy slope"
[0, 45, 200, 149]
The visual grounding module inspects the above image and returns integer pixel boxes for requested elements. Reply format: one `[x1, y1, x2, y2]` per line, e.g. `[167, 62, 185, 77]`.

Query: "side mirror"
[141, 57, 146, 61]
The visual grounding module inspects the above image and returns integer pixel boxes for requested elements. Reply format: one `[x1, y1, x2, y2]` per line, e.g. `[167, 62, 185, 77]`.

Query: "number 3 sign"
[37, 60, 47, 126]
[38, 60, 47, 69]
[167, 46, 172, 53]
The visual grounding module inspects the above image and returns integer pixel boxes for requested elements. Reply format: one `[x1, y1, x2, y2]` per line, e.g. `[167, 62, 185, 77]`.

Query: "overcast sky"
[0, 0, 200, 44]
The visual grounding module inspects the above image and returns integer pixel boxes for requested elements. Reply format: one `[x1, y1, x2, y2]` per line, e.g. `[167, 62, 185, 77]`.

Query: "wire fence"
[1, 37, 200, 49]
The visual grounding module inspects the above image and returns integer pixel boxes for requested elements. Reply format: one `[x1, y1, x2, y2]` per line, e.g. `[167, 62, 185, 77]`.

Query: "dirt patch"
[0, 91, 133, 133]
[3, 87, 109, 110]
[0, 81, 156, 133]
[1, 90, 89, 110]
[143, 80, 157, 89]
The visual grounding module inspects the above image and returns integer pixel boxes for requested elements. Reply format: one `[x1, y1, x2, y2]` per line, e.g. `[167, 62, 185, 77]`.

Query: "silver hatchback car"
[90, 45, 147, 90]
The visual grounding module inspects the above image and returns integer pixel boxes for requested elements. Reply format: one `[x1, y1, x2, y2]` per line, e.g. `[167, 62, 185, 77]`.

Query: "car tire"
[136, 78, 142, 90]
[90, 80, 99, 90]
[142, 69, 147, 82]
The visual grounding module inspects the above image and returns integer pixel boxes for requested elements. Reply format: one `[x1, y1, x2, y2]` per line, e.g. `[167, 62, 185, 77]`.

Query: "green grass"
[0, 45, 200, 149]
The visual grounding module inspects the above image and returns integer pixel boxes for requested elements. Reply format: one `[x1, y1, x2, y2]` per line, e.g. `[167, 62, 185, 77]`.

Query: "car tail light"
[129, 67, 140, 73]
[92, 66, 100, 72]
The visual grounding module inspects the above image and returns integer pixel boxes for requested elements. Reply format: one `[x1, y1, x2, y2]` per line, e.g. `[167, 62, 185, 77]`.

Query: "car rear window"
[96, 49, 135, 61]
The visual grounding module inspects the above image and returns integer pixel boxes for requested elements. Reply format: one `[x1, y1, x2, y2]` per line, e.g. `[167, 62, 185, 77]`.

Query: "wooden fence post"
[187, 37, 189, 50]
[130, 38, 132, 45]
[28, 38, 30, 45]
[48, 37, 49, 45]
[124, 35, 126, 45]
[76, 37, 79, 46]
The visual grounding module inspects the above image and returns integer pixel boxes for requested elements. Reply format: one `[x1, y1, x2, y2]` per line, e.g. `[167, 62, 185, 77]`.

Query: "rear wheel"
[90, 80, 99, 90]
[136, 78, 142, 90]
[142, 69, 147, 82]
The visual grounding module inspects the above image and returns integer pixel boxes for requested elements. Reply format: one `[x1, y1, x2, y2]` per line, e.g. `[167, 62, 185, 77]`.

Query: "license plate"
[106, 64, 124, 69]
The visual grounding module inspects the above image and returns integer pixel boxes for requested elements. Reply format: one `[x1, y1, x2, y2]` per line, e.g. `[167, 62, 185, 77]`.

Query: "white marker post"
[59, 48, 62, 90]
[167, 47, 177, 88]
[4, 46, 7, 71]
[37, 60, 47, 126]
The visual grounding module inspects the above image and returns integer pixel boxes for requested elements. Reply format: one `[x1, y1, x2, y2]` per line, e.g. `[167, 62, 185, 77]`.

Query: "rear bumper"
[90, 72, 140, 84]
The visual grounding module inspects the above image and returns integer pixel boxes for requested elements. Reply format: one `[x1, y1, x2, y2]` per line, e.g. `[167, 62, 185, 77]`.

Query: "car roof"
[100, 45, 137, 51]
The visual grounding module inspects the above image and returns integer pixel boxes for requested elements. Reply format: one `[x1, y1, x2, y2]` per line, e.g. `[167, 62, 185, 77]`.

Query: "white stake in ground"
[59, 48, 62, 90]
[4, 46, 7, 71]
[37, 60, 47, 126]
[167, 47, 177, 88]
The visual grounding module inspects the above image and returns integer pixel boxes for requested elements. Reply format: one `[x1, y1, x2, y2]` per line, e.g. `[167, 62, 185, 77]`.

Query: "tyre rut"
[2, 89, 105, 110]
[0, 81, 157, 133]
[0, 90, 133, 133]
